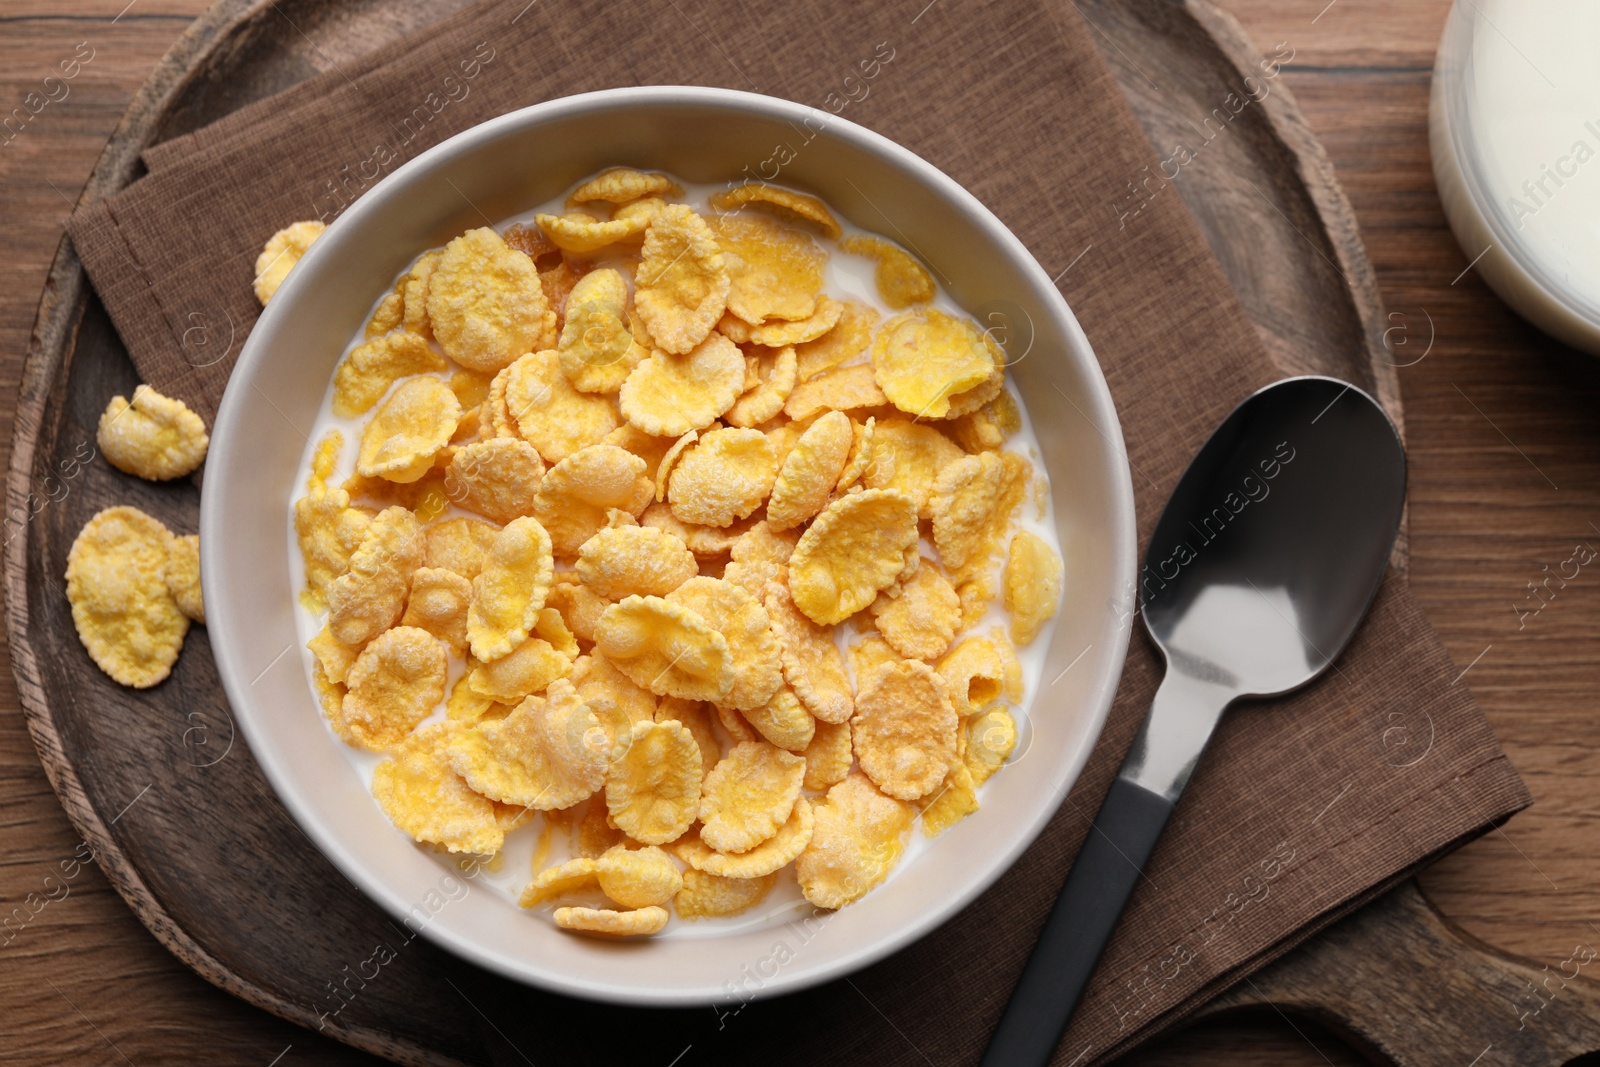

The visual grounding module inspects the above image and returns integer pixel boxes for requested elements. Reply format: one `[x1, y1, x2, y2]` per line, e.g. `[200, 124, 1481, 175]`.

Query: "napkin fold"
[66, 0, 1529, 1061]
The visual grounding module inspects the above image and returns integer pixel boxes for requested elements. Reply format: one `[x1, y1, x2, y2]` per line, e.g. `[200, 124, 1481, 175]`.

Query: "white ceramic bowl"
[202, 86, 1136, 1006]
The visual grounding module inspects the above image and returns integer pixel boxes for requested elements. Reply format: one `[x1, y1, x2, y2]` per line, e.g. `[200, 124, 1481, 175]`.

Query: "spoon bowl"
[1142, 376, 1406, 698]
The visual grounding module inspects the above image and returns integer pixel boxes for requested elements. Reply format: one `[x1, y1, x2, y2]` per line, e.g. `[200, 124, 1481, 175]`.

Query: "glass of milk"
[1432, 0, 1600, 354]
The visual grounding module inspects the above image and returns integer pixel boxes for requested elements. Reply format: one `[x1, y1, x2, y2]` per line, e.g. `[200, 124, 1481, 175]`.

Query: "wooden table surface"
[2, 2, 1595, 1064]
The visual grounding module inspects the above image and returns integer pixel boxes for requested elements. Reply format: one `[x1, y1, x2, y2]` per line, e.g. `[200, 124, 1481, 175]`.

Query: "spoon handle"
[979, 774, 1174, 1067]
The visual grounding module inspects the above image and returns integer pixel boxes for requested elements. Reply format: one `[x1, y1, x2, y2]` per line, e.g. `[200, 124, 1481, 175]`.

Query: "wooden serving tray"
[8, 1, 1597, 1064]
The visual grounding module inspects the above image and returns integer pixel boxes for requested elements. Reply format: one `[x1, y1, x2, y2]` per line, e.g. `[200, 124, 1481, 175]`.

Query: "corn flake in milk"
[284, 168, 1066, 936]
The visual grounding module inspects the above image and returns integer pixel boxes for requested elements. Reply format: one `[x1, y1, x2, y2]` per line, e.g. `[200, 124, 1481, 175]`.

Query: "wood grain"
[12, 0, 1428, 1063]
[0, 2, 1592, 1066]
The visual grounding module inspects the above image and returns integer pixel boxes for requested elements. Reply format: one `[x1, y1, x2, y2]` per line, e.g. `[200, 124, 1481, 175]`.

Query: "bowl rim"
[202, 84, 1138, 1005]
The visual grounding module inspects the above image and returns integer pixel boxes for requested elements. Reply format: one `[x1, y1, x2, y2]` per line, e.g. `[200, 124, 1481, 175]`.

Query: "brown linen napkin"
[67, 0, 1530, 1062]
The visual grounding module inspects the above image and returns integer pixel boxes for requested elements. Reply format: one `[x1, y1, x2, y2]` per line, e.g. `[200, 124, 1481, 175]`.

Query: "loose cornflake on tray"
[66, 506, 189, 688]
[97, 385, 210, 481]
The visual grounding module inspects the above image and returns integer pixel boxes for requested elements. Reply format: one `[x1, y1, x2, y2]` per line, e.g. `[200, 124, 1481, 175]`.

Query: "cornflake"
[744, 685, 816, 753]
[424, 516, 500, 579]
[446, 438, 544, 525]
[468, 617, 575, 701]
[327, 506, 423, 646]
[674, 869, 776, 919]
[764, 421, 804, 471]
[851, 659, 958, 801]
[840, 233, 935, 308]
[950, 391, 1022, 453]
[872, 561, 961, 661]
[538, 257, 586, 327]
[576, 524, 697, 599]
[937, 636, 1007, 716]
[709, 183, 842, 239]
[667, 427, 778, 528]
[739, 296, 842, 348]
[295, 489, 371, 613]
[536, 209, 651, 254]
[930, 451, 1027, 573]
[572, 651, 658, 743]
[803, 718, 853, 791]
[872, 308, 1002, 420]
[640, 502, 749, 558]
[534, 444, 653, 557]
[796, 772, 913, 909]
[553, 905, 668, 937]
[723, 345, 798, 427]
[666, 577, 782, 712]
[467, 516, 555, 662]
[163, 533, 204, 625]
[716, 703, 758, 745]
[765, 580, 853, 724]
[519, 857, 599, 907]
[722, 520, 798, 600]
[957, 574, 996, 630]
[634, 204, 729, 354]
[570, 167, 682, 205]
[547, 574, 610, 646]
[365, 285, 404, 338]
[503, 221, 561, 264]
[426, 227, 556, 372]
[863, 417, 965, 519]
[372, 723, 504, 854]
[918, 762, 979, 837]
[620, 332, 744, 436]
[605, 719, 702, 844]
[446, 670, 496, 723]
[795, 300, 878, 382]
[65, 506, 188, 688]
[340, 626, 449, 751]
[400, 566, 472, 654]
[575, 802, 623, 858]
[656, 697, 720, 779]
[254, 220, 324, 305]
[97, 385, 210, 481]
[595, 595, 733, 703]
[965, 706, 1018, 786]
[1004, 530, 1064, 645]
[402, 251, 441, 341]
[596, 844, 683, 908]
[708, 212, 825, 325]
[674, 798, 813, 878]
[851, 633, 902, 684]
[787, 488, 918, 625]
[356, 376, 461, 483]
[782, 363, 887, 422]
[558, 268, 647, 393]
[332, 332, 445, 417]
[486, 363, 517, 438]
[448, 678, 608, 809]
[505, 350, 620, 462]
[766, 410, 852, 531]
[833, 416, 877, 494]
[698, 741, 805, 854]
[654, 430, 698, 502]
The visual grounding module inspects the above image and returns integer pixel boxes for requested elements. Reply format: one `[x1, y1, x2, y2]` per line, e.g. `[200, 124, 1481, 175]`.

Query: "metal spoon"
[981, 375, 1406, 1067]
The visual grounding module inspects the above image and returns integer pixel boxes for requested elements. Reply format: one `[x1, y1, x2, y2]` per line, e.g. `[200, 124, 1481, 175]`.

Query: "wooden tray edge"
[1184, 0, 1409, 572]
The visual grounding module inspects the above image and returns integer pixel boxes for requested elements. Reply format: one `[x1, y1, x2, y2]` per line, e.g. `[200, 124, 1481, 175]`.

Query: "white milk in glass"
[1432, 0, 1600, 353]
